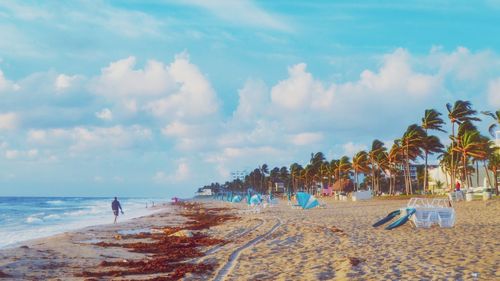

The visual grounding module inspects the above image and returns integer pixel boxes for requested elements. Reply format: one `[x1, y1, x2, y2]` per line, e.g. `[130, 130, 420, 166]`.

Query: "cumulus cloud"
[27, 125, 152, 152]
[0, 70, 20, 93]
[271, 63, 334, 110]
[0, 113, 19, 130]
[54, 74, 80, 91]
[487, 77, 500, 107]
[233, 79, 269, 120]
[1, 46, 499, 188]
[153, 161, 190, 183]
[91, 53, 219, 122]
[342, 142, 368, 157]
[290, 132, 323, 146]
[95, 108, 113, 121]
[4, 149, 38, 160]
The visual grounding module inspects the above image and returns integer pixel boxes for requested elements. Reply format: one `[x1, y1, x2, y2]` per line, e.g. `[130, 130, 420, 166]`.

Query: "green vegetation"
[199, 101, 499, 196]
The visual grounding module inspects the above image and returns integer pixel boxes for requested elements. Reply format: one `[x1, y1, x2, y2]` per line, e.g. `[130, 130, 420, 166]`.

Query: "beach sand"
[0, 198, 498, 280]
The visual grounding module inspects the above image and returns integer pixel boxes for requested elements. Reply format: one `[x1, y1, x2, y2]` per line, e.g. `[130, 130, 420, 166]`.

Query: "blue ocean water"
[0, 197, 162, 248]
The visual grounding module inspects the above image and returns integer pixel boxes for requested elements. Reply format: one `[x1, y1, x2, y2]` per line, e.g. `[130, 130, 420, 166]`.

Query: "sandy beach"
[0, 198, 498, 280]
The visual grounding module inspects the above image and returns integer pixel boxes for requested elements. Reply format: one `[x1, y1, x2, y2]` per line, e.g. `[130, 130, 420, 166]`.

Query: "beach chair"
[437, 209, 455, 228]
[411, 209, 433, 228]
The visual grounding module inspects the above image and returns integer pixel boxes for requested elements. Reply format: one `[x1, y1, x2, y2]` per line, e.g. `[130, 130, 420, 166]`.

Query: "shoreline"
[0, 198, 498, 280]
[0, 198, 170, 250]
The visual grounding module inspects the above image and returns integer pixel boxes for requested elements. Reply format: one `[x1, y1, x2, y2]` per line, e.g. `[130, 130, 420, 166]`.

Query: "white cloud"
[290, 132, 323, 146]
[179, 0, 291, 32]
[54, 74, 80, 91]
[342, 142, 368, 157]
[0, 113, 19, 130]
[5, 150, 19, 159]
[487, 77, 500, 107]
[0, 70, 20, 93]
[91, 53, 219, 121]
[91, 56, 175, 98]
[95, 108, 113, 121]
[4, 149, 38, 160]
[161, 121, 197, 138]
[27, 125, 152, 152]
[0, 1, 52, 21]
[153, 161, 190, 183]
[271, 63, 335, 110]
[233, 79, 268, 119]
[356, 48, 440, 98]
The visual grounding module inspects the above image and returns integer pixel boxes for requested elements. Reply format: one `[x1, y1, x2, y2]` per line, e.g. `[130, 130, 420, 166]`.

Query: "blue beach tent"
[232, 195, 242, 203]
[250, 194, 262, 205]
[296, 192, 319, 209]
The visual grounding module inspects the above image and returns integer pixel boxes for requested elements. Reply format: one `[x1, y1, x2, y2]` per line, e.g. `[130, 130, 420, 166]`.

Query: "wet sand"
[0, 198, 498, 280]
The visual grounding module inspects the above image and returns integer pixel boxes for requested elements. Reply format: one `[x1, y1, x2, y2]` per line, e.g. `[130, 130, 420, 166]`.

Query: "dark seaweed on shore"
[0, 270, 11, 278]
[76, 202, 237, 280]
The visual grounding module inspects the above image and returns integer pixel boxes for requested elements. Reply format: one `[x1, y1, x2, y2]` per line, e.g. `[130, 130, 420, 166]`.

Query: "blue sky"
[0, 0, 499, 197]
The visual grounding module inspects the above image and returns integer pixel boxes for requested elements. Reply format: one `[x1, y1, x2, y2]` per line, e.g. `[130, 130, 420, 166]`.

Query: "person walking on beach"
[112, 197, 124, 224]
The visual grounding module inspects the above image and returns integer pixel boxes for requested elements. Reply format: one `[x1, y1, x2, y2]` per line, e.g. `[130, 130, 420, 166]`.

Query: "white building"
[195, 188, 213, 196]
[428, 166, 494, 193]
[231, 170, 248, 181]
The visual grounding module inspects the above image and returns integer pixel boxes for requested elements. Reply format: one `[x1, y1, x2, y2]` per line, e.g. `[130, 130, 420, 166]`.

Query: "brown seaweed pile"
[0, 270, 11, 278]
[77, 202, 237, 281]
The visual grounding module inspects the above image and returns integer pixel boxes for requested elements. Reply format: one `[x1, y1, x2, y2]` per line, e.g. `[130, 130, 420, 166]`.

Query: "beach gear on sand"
[372, 210, 401, 227]
[231, 195, 242, 203]
[296, 192, 319, 209]
[385, 208, 416, 230]
[373, 198, 456, 230]
[249, 194, 262, 206]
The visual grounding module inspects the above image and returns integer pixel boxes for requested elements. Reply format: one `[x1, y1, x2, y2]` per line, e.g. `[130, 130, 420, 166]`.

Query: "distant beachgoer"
[455, 181, 461, 192]
[112, 197, 124, 224]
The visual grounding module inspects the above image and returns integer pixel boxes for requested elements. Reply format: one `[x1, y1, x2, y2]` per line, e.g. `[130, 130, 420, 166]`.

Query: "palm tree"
[386, 142, 403, 195]
[259, 164, 269, 193]
[438, 146, 459, 189]
[352, 151, 370, 191]
[446, 100, 480, 190]
[400, 124, 425, 194]
[422, 109, 446, 133]
[487, 151, 500, 195]
[368, 140, 387, 194]
[337, 156, 352, 180]
[482, 110, 500, 138]
[269, 167, 280, 193]
[452, 130, 489, 189]
[420, 134, 444, 193]
[421, 109, 446, 193]
[290, 163, 303, 194]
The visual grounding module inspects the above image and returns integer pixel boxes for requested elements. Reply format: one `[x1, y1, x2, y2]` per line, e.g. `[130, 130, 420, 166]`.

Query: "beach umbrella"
[296, 192, 319, 209]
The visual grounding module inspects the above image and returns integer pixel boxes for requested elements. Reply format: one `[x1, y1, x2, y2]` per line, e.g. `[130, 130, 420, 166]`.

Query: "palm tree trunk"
[483, 161, 493, 190]
[354, 170, 358, 191]
[476, 161, 480, 187]
[494, 169, 499, 195]
[463, 154, 468, 188]
[424, 151, 428, 193]
[371, 163, 375, 193]
[450, 122, 455, 191]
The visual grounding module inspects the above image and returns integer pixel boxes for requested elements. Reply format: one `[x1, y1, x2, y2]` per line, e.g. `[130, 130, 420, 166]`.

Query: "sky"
[0, 0, 499, 197]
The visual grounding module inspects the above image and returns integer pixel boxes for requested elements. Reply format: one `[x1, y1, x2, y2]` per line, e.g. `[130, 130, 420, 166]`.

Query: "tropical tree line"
[198, 101, 500, 196]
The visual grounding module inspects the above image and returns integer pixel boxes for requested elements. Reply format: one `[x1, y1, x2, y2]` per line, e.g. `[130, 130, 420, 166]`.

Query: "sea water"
[0, 197, 163, 248]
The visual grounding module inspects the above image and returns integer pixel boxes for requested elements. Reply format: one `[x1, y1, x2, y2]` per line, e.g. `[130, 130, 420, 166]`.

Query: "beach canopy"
[250, 194, 262, 205]
[296, 192, 319, 209]
[333, 179, 354, 192]
[231, 195, 242, 203]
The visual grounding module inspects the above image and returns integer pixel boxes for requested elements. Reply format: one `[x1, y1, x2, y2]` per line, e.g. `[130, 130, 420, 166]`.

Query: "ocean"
[0, 197, 162, 248]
